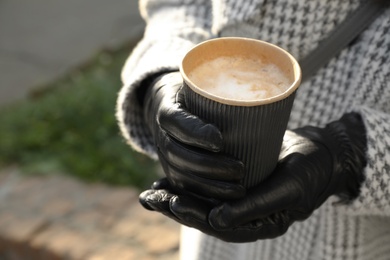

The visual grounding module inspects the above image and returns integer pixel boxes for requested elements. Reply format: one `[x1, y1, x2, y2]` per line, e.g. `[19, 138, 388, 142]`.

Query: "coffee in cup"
[187, 56, 291, 101]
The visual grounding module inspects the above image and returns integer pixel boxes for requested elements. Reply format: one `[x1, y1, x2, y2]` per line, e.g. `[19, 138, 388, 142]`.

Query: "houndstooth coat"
[116, 0, 390, 259]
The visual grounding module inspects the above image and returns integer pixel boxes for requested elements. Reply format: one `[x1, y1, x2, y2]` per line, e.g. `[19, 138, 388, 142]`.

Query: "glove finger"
[158, 131, 244, 181]
[139, 189, 157, 211]
[170, 195, 292, 243]
[140, 189, 181, 222]
[213, 212, 292, 242]
[170, 195, 212, 228]
[159, 103, 223, 152]
[208, 168, 300, 229]
[142, 188, 213, 232]
[169, 195, 280, 243]
[158, 150, 246, 200]
[151, 177, 221, 205]
[169, 193, 292, 242]
[170, 195, 236, 237]
[151, 177, 171, 190]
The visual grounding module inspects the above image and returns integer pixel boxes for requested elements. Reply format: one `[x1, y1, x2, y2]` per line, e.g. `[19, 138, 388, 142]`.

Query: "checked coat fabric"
[116, 0, 390, 259]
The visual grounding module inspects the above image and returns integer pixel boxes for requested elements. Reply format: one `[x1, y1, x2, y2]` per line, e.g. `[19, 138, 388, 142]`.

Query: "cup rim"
[180, 37, 302, 106]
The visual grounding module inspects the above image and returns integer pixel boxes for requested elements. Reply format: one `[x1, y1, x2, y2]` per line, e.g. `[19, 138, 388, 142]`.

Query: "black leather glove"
[142, 71, 245, 200]
[139, 113, 367, 242]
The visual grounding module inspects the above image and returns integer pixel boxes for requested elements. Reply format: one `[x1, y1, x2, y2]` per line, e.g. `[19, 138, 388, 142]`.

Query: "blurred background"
[0, 0, 180, 259]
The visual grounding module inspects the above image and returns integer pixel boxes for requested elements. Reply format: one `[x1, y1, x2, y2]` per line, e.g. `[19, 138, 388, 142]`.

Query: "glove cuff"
[293, 112, 367, 202]
[324, 112, 367, 201]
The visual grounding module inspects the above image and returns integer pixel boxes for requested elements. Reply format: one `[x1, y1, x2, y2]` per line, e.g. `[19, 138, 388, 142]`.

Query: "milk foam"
[188, 56, 290, 100]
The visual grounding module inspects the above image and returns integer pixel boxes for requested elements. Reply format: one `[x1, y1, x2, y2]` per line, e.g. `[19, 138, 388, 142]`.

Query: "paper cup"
[180, 37, 301, 188]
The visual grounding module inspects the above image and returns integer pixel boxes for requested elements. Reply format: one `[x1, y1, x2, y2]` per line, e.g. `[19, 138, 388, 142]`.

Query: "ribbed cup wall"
[184, 84, 296, 188]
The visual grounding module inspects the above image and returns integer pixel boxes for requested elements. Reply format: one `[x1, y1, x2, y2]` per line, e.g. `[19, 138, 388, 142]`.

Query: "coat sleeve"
[343, 107, 390, 216]
[340, 12, 390, 216]
[116, 0, 213, 159]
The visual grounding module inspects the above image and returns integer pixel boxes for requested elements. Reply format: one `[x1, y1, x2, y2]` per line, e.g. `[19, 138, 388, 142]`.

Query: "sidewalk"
[0, 168, 180, 260]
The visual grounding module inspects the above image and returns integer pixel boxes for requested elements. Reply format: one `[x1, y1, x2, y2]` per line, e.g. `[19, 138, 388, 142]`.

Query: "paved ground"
[0, 1, 182, 259]
[0, 168, 180, 260]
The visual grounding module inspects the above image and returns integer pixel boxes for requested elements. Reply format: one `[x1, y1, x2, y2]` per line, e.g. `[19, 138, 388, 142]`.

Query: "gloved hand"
[139, 113, 367, 242]
[142, 71, 245, 200]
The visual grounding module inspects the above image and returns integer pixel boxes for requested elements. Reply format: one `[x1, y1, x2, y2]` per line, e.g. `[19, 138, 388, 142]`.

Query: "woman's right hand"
[143, 71, 245, 200]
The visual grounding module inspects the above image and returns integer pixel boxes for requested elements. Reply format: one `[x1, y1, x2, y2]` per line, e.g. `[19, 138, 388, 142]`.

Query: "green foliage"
[0, 45, 158, 189]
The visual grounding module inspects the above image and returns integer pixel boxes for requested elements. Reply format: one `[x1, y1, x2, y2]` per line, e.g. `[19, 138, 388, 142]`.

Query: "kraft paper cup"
[180, 37, 301, 188]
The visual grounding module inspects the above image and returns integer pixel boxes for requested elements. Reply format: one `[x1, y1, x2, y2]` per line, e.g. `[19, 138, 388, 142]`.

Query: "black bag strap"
[299, 0, 388, 82]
